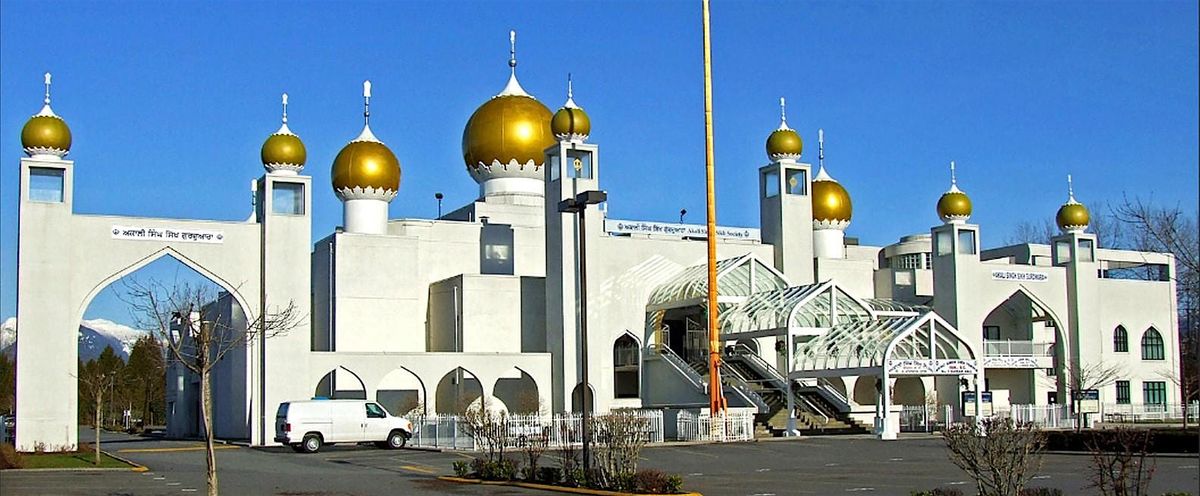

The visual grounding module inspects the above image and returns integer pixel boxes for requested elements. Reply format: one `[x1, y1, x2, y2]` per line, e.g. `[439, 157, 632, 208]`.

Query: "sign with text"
[962, 391, 994, 417]
[605, 219, 759, 241]
[887, 359, 977, 376]
[112, 225, 224, 244]
[1072, 389, 1100, 414]
[991, 270, 1049, 283]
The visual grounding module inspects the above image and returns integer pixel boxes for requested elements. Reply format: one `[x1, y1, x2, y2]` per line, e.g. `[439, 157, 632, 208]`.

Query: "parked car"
[274, 400, 413, 453]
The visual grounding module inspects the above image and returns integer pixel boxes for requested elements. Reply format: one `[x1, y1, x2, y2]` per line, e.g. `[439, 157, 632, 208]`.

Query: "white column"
[813, 228, 845, 259]
[344, 199, 388, 234]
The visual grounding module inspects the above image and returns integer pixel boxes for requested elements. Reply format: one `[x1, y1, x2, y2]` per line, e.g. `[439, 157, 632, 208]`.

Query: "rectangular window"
[784, 168, 807, 196]
[566, 151, 593, 179]
[763, 170, 780, 198]
[936, 230, 953, 256]
[1115, 380, 1130, 404]
[1078, 239, 1094, 262]
[29, 167, 65, 202]
[549, 155, 561, 182]
[1055, 240, 1072, 264]
[272, 182, 305, 215]
[1142, 381, 1166, 405]
[983, 326, 1000, 341]
[957, 230, 977, 255]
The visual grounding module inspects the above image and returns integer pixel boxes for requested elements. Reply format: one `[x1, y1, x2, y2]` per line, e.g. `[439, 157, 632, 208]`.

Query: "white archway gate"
[15, 157, 312, 450]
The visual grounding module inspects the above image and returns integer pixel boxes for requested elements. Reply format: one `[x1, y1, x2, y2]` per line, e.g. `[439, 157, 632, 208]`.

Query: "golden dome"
[331, 131, 400, 196]
[22, 115, 72, 157]
[463, 94, 554, 169]
[262, 131, 306, 170]
[811, 171, 852, 223]
[766, 128, 802, 160]
[1057, 202, 1089, 231]
[552, 107, 590, 141]
[937, 190, 972, 222]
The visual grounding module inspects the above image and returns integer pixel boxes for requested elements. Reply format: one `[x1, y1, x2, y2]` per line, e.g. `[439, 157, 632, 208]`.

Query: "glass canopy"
[646, 254, 789, 310]
[791, 312, 977, 374]
[719, 281, 878, 335]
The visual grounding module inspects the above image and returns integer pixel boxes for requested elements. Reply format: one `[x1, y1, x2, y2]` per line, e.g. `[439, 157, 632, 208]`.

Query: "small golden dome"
[811, 169, 852, 223]
[1057, 202, 1089, 231]
[937, 190, 972, 222]
[766, 128, 802, 160]
[552, 107, 590, 141]
[262, 132, 306, 169]
[331, 132, 400, 196]
[463, 94, 554, 168]
[22, 115, 72, 157]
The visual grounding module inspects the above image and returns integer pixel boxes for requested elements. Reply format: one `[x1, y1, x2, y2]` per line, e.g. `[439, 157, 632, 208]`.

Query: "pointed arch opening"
[376, 366, 426, 416]
[435, 367, 483, 414]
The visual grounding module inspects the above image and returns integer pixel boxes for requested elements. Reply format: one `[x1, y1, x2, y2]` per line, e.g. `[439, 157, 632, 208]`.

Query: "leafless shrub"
[942, 417, 1046, 496]
[1086, 427, 1157, 496]
[591, 409, 650, 490]
[460, 399, 508, 463]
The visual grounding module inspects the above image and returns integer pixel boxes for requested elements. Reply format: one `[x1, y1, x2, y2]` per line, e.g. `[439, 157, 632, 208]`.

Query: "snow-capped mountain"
[1, 317, 149, 362]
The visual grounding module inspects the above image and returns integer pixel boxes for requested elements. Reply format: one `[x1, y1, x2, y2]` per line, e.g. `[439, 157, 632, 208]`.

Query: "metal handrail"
[817, 377, 850, 407]
[651, 344, 705, 391]
[983, 340, 1055, 357]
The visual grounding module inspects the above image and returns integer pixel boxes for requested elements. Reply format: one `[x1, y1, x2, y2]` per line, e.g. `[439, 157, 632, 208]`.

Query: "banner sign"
[1073, 389, 1100, 414]
[991, 270, 1049, 283]
[962, 391, 994, 417]
[887, 359, 977, 376]
[112, 225, 224, 244]
[605, 219, 759, 241]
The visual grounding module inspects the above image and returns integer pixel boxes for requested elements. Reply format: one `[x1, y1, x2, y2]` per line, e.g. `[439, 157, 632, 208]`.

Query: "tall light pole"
[558, 189, 607, 485]
[434, 192, 444, 218]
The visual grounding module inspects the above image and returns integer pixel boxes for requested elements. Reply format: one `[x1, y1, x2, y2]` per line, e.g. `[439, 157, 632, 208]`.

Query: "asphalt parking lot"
[3, 428, 1197, 496]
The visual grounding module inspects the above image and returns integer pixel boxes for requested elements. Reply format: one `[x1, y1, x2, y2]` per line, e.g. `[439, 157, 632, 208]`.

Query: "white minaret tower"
[811, 129, 852, 259]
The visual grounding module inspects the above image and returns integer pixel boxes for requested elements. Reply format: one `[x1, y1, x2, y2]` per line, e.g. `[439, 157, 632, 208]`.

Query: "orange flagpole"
[701, 0, 726, 418]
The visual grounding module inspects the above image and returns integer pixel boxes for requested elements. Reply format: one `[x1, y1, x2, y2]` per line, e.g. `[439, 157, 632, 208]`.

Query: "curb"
[103, 449, 151, 472]
[437, 476, 703, 496]
[1, 451, 148, 473]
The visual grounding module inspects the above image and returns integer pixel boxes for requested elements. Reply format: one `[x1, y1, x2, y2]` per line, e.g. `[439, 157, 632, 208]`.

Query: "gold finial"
[281, 93, 289, 124]
[509, 30, 517, 72]
[362, 80, 372, 125]
[1067, 174, 1075, 201]
[44, 72, 52, 105]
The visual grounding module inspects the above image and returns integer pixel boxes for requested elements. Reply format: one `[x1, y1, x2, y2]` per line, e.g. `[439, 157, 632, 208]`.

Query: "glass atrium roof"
[791, 312, 976, 374]
[646, 254, 788, 310]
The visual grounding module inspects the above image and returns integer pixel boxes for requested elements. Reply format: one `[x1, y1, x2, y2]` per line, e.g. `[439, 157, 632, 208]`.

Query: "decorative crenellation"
[335, 185, 398, 202]
[813, 218, 850, 231]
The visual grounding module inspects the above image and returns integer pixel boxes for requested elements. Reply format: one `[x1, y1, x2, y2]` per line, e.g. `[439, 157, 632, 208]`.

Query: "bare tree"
[1157, 367, 1199, 429]
[1086, 427, 1157, 496]
[76, 367, 117, 465]
[590, 409, 651, 490]
[942, 417, 1046, 496]
[122, 279, 301, 496]
[1006, 219, 1059, 246]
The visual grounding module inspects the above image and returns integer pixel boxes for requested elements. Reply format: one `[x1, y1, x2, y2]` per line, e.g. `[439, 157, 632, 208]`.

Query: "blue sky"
[2, 0, 1197, 325]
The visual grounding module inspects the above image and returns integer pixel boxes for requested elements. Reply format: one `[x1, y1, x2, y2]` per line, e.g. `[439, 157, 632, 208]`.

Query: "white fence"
[1008, 404, 1076, 429]
[676, 410, 755, 442]
[404, 410, 664, 451]
[1100, 402, 1200, 423]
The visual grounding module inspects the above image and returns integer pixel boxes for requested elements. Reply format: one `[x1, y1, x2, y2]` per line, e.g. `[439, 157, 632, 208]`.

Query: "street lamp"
[557, 189, 607, 484]
[434, 192, 444, 218]
[679, 208, 687, 223]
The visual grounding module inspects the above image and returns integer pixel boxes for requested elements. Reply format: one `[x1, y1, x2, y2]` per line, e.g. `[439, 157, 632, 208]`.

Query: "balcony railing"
[983, 340, 1054, 357]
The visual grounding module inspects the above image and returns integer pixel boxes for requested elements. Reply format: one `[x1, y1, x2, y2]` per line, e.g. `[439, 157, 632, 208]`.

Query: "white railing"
[1008, 404, 1075, 429]
[676, 410, 754, 442]
[404, 410, 664, 451]
[983, 340, 1055, 357]
[1101, 402, 1200, 422]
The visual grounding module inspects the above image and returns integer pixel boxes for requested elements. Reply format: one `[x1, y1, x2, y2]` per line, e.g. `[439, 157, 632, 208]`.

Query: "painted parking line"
[119, 445, 239, 453]
[400, 464, 437, 474]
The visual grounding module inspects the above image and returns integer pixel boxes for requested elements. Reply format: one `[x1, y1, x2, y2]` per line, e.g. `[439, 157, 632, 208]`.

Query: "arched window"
[613, 334, 640, 398]
[1140, 328, 1164, 361]
[1113, 326, 1129, 353]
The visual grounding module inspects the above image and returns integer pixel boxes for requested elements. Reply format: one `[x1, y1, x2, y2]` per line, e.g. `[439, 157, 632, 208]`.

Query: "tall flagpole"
[701, 0, 726, 422]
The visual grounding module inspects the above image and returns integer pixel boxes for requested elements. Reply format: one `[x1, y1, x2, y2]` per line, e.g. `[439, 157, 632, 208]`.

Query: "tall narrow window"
[1113, 326, 1128, 353]
[763, 170, 780, 198]
[613, 334, 640, 398]
[784, 168, 807, 196]
[936, 230, 953, 256]
[957, 230, 977, 255]
[272, 182, 305, 215]
[29, 167, 65, 202]
[1142, 381, 1166, 406]
[1115, 380, 1130, 404]
[1140, 328, 1164, 360]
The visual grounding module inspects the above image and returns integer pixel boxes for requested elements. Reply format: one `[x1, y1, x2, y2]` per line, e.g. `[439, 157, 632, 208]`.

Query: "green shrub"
[536, 466, 561, 484]
[631, 469, 685, 494]
[452, 460, 469, 477]
[0, 443, 24, 469]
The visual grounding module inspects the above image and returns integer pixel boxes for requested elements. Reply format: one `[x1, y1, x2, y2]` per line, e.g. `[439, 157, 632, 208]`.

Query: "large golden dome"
[766, 128, 802, 160]
[812, 169, 852, 223]
[332, 127, 400, 197]
[463, 94, 554, 169]
[22, 73, 71, 158]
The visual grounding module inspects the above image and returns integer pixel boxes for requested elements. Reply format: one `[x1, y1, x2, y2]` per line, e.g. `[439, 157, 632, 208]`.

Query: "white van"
[274, 400, 413, 453]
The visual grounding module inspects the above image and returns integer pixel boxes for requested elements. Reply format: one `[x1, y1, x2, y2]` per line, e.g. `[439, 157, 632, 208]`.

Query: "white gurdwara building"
[13, 42, 1182, 449]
